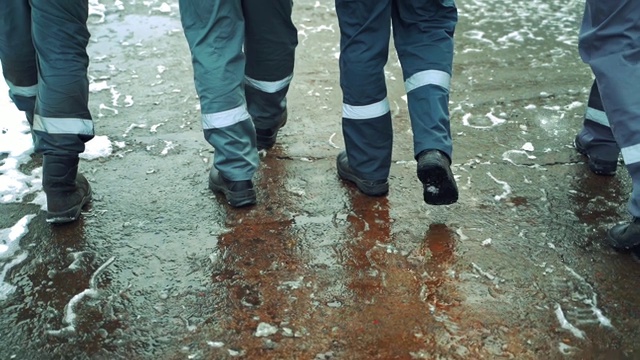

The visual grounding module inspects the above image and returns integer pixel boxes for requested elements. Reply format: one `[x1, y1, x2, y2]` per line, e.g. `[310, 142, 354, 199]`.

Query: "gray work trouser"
[579, 0, 640, 217]
[335, 0, 457, 181]
[0, 0, 94, 156]
[179, 0, 297, 181]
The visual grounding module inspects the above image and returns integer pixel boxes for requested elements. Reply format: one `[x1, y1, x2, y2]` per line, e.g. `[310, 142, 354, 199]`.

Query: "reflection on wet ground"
[1, 216, 126, 358]
[177, 152, 467, 359]
[571, 172, 625, 225]
[210, 149, 303, 357]
[3, 0, 640, 358]
[341, 199, 459, 358]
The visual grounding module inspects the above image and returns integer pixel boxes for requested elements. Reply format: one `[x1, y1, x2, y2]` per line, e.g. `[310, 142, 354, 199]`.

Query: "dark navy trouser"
[335, 0, 457, 181]
[179, 0, 297, 181]
[579, 0, 640, 217]
[0, 0, 94, 156]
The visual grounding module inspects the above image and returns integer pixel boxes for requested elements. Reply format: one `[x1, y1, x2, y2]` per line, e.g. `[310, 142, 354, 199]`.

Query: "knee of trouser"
[2, 59, 38, 86]
[9, 93, 36, 113]
[341, 73, 387, 102]
[2, 38, 35, 61]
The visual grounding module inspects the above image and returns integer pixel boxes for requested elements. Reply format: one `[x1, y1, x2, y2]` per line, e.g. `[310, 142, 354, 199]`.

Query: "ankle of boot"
[43, 155, 80, 192]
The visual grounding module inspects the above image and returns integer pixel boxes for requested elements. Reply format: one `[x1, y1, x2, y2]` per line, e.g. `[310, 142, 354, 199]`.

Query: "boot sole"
[46, 187, 93, 224]
[209, 178, 257, 208]
[417, 162, 458, 205]
[574, 136, 617, 176]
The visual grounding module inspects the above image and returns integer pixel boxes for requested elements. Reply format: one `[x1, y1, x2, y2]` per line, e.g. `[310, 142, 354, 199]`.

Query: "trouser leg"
[335, 0, 393, 181]
[0, 0, 37, 124]
[30, 0, 94, 156]
[579, 0, 640, 216]
[242, 0, 297, 131]
[179, 0, 258, 181]
[2, 1, 95, 222]
[577, 80, 619, 157]
[391, 0, 457, 160]
[585, 80, 608, 129]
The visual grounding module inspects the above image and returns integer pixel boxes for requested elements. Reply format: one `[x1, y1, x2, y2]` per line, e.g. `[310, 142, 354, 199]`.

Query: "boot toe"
[608, 221, 640, 250]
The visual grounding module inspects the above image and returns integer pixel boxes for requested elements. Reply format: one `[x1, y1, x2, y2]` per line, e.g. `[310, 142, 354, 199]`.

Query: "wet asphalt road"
[2, 0, 640, 359]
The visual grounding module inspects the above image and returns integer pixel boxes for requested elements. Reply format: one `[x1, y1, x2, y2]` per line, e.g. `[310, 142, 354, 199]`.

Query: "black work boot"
[574, 135, 618, 176]
[336, 151, 389, 196]
[608, 218, 640, 250]
[417, 150, 458, 205]
[208, 167, 256, 208]
[256, 108, 288, 150]
[43, 155, 92, 224]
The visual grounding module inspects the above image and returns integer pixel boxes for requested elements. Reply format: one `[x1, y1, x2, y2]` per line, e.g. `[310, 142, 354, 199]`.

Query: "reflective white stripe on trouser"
[202, 104, 250, 129]
[405, 70, 451, 93]
[342, 98, 390, 119]
[245, 74, 293, 93]
[585, 107, 610, 127]
[5, 79, 38, 97]
[622, 144, 640, 166]
[33, 115, 94, 135]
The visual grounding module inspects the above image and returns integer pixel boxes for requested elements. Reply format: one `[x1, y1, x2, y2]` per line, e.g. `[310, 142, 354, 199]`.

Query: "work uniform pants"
[179, 0, 297, 181]
[579, 0, 640, 216]
[0, 0, 94, 156]
[577, 80, 620, 160]
[335, 0, 457, 181]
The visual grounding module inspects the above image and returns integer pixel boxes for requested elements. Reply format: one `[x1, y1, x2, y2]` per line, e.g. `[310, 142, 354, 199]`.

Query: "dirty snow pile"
[0, 65, 113, 301]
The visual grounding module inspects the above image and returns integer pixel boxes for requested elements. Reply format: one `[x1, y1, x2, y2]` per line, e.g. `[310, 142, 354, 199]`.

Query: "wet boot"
[256, 108, 288, 151]
[417, 150, 458, 205]
[574, 134, 618, 176]
[336, 151, 389, 196]
[608, 218, 640, 250]
[43, 155, 92, 224]
[208, 166, 256, 208]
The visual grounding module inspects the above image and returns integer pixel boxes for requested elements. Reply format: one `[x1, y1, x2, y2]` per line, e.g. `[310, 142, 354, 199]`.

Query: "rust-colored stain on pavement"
[201, 150, 469, 358]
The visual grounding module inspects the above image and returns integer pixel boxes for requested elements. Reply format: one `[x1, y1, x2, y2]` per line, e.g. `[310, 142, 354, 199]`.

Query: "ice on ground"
[0, 215, 35, 300]
[82, 136, 113, 160]
[255, 322, 278, 337]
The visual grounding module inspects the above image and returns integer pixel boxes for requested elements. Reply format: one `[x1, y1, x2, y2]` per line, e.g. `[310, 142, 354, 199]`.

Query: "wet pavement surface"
[2, 0, 640, 359]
